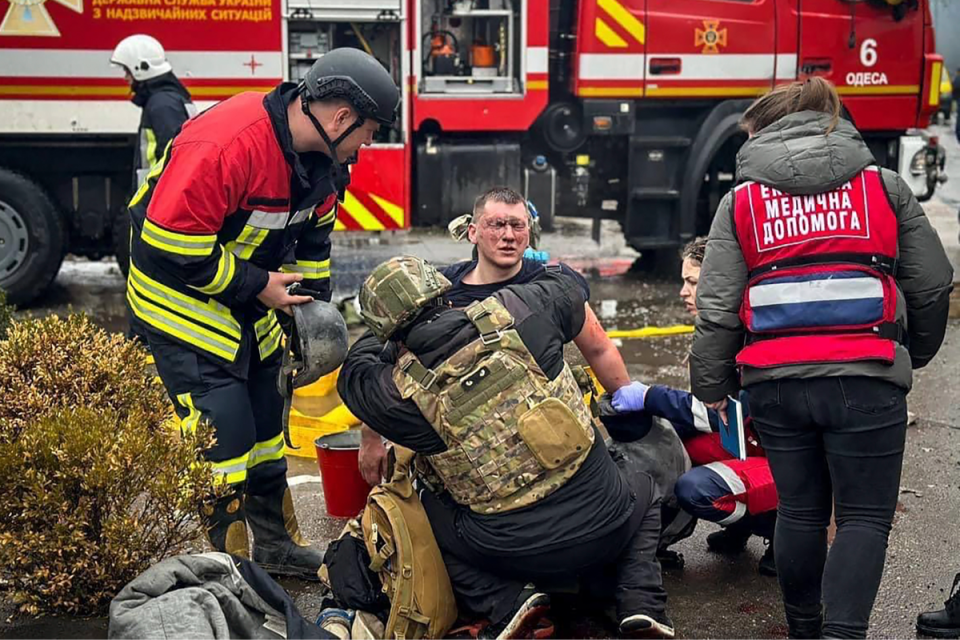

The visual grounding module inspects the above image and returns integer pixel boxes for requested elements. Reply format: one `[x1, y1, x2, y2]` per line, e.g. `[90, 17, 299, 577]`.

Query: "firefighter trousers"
[148, 328, 288, 496]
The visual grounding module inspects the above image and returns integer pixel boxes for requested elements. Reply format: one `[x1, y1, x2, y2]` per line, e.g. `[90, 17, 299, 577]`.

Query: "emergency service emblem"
[695, 20, 727, 54]
[0, 0, 82, 36]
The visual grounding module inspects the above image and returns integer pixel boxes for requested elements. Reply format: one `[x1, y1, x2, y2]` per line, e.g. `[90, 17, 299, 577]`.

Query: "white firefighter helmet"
[111, 35, 172, 82]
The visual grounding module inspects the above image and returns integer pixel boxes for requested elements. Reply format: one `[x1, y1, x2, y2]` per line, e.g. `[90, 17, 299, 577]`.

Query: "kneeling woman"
[612, 238, 778, 576]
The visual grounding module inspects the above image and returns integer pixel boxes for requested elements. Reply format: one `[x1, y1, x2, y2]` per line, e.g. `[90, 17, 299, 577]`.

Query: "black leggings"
[747, 376, 907, 639]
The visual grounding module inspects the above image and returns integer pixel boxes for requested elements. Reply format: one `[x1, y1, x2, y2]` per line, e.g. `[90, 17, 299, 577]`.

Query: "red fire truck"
[0, 0, 942, 304]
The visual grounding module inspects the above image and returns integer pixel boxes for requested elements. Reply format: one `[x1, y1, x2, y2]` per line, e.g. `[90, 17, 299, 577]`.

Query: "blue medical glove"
[523, 248, 550, 263]
[611, 381, 650, 413]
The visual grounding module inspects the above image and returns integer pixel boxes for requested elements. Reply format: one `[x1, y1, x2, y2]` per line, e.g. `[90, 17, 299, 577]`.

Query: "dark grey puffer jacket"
[690, 111, 953, 402]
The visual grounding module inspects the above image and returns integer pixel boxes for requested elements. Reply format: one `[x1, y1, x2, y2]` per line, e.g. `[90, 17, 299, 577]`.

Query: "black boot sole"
[257, 562, 322, 582]
[656, 549, 685, 570]
[917, 622, 960, 638]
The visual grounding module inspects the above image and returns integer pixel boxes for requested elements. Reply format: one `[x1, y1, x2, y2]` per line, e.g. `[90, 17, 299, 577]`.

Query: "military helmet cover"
[359, 256, 452, 340]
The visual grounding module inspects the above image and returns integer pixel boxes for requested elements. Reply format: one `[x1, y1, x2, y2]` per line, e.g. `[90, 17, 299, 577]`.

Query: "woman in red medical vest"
[689, 78, 953, 639]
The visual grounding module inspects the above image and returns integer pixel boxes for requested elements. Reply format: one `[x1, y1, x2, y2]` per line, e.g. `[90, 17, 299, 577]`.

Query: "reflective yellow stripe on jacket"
[316, 207, 337, 227]
[127, 262, 242, 361]
[141, 219, 217, 257]
[254, 311, 282, 360]
[129, 142, 171, 208]
[192, 249, 238, 296]
[141, 128, 158, 169]
[281, 259, 330, 280]
[225, 225, 270, 261]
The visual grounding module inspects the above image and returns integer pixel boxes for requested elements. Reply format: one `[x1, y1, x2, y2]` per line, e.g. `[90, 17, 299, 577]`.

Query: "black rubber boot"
[478, 585, 550, 640]
[786, 610, 823, 639]
[202, 485, 251, 558]
[246, 483, 324, 581]
[917, 573, 960, 638]
[706, 517, 752, 555]
[656, 546, 685, 570]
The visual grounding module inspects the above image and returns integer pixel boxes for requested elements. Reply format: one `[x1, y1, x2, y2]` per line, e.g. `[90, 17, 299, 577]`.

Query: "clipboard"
[719, 395, 747, 461]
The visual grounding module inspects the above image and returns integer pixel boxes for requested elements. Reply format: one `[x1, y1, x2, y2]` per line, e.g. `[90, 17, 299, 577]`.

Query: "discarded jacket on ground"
[108, 552, 334, 639]
[599, 394, 696, 548]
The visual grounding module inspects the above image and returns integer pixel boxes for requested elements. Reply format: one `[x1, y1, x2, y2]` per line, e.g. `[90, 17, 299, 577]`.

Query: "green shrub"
[0, 314, 220, 616]
[0, 291, 12, 341]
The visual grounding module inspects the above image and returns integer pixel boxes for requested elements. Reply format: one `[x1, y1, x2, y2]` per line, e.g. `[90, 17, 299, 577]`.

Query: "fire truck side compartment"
[415, 137, 522, 226]
[0, 135, 134, 259]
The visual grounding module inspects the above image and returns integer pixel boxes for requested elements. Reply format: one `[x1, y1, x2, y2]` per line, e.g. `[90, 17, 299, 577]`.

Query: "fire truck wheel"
[0, 170, 66, 307]
[631, 249, 681, 278]
[113, 209, 131, 279]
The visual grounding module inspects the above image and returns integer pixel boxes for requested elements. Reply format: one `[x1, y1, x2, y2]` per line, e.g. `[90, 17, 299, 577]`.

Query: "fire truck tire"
[681, 100, 750, 238]
[631, 249, 681, 277]
[113, 209, 131, 279]
[0, 170, 66, 307]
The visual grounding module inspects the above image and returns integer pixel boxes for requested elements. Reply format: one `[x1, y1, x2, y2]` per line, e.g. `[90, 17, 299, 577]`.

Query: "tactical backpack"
[360, 447, 458, 639]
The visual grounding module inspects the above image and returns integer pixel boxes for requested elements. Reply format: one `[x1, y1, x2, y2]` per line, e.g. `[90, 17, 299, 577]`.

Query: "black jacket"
[132, 72, 194, 171]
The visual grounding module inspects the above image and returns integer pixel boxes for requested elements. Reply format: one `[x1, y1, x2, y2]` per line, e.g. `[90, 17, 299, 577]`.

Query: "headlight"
[910, 149, 926, 177]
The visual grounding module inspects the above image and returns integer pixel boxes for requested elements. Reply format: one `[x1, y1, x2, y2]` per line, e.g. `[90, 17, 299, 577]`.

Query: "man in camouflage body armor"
[339, 256, 674, 639]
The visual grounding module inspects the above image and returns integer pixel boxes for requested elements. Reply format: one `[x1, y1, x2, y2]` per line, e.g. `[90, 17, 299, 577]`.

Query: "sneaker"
[917, 573, 960, 638]
[758, 539, 777, 577]
[706, 524, 751, 555]
[479, 586, 550, 640]
[619, 613, 676, 639]
[316, 608, 354, 640]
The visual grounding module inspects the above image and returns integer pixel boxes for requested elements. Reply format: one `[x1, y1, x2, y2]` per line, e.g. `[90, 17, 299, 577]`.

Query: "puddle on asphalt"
[27, 259, 697, 391]
[582, 273, 694, 390]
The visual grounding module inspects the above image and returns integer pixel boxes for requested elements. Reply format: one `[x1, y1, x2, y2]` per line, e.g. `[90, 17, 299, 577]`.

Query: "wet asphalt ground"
[4, 123, 960, 638]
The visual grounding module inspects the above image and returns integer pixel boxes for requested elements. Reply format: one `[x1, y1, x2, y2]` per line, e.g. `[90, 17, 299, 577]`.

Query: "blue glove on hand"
[523, 248, 550, 263]
[611, 381, 649, 413]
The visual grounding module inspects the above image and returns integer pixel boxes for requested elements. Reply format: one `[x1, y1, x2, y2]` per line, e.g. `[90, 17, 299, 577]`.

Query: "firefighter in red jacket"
[126, 48, 399, 579]
[691, 78, 952, 638]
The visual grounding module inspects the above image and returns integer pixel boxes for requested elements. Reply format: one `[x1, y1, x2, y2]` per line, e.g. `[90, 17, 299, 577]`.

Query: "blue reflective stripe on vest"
[748, 272, 884, 332]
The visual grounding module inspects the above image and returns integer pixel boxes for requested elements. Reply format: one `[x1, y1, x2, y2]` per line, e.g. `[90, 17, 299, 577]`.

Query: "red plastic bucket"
[315, 430, 372, 518]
